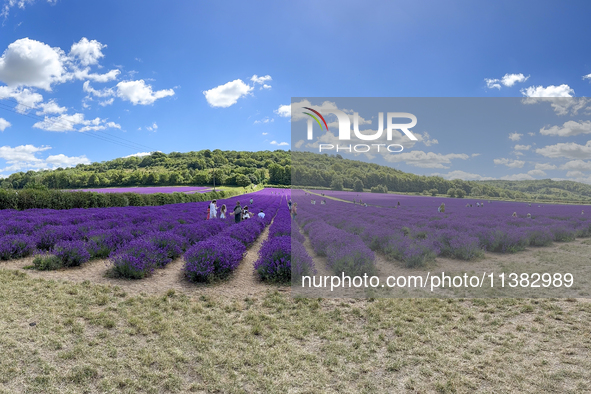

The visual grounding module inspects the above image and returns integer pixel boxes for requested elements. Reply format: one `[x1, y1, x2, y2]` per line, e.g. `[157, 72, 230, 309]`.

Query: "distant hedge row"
[0, 185, 263, 210]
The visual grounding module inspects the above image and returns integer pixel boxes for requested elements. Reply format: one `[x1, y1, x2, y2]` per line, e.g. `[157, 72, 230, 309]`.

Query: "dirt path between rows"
[0, 220, 289, 299]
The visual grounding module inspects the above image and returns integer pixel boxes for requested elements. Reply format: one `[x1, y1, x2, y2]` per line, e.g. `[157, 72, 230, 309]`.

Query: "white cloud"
[540, 120, 591, 137]
[0, 144, 50, 163]
[528, 132, 536, 137]
[146, 122, 158, 132]
[274, 104, 290, 118]
[536, 140, 591, 159]
[251, 74, 271, 85]
[270, 140, 289, 146]
[471, 153, 480, 157]
[508, 132, 522, 141]
[254, 117, 274, 125]
[485, 73, 529, 89]
[432, 170, 494, 181]
[98, 98, 114, 107]
[559, 160, 591, 172]
[0, 144, 89, 174]
[522, 97, 589, 116]
[69, 38, 105, 66]
[535, 163, 557, 170]
[124, 151, 154, 158]
[527, 169, 547, 177]
[417, 131, 438, 147]
[262, 132, 268, 135]
[295, 140, 304, 149]
[0, 117, 11, 131]
[583, 73, 591, 81]
[514, 144, 531, 151]
[499, 173, 535, 181]
[383, 150, 469, 169]
[35, 99, 67, 115]
[521, 84, 574, 98]
[261, 84, 271, 90]
[493, 158, 525, 168]
[45, 153, 90, 167]
[1, 0, 56, 19]
[0, 37, 66, 91]
[117, 79, 174, 105]
[203, 79, 252, 108]
[32, 113, 120, 132]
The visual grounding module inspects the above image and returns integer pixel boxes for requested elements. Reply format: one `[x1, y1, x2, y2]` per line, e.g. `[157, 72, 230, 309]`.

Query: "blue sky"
[1, 0, 591, 183]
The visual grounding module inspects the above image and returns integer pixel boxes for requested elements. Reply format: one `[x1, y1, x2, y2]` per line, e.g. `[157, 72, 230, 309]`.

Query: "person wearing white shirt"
[258, 209, 265, 219]
[209, 200, 218, 219]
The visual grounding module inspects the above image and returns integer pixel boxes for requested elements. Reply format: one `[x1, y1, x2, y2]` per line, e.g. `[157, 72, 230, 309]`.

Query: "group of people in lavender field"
[206, 197, 265, 222]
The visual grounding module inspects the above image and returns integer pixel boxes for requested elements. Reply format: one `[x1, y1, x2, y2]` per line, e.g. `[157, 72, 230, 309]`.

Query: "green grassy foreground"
[0, 269, 589, 393]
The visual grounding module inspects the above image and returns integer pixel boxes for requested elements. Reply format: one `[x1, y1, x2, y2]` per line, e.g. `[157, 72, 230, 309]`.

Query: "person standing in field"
[220, 204, 227, 219]
[438, 203, 445, 213]
[288, 199, 292, 210]
[250, 198, 253, 205]
[232, 201, 242, 223]
[258, 209, 265, 219]
[291, 202, 298, 220]
[209, 200, 218, 219]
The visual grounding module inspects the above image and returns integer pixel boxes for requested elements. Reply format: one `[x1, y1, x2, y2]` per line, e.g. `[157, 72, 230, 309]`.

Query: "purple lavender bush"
[146, 231, 184, 261]
[254, 236, 291, 282]
[0, 234, 35, 260]
[53, 240, 91, 267]
[110, 239, 170, 279]
[183, 236, 246, 282]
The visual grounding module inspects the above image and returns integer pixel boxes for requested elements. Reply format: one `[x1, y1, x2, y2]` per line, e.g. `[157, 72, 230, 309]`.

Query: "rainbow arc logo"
[302, 107, 329, 132]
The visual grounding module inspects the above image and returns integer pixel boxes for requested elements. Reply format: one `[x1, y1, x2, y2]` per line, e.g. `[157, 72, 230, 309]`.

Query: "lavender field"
[0, 189, 295, 283]
[68, 186, 212, 194]
[294, 189, 591, 297]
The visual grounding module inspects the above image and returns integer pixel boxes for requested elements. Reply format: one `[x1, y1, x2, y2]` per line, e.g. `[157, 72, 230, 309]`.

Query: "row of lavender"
[0, 189, 285, 277]
[295, 190, 591, 268]
[293, 200, 377, 277]
[253, 196, 316, 283]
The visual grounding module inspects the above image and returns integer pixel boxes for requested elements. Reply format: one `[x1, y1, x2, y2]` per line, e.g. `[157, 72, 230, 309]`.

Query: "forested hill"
[1, 150, 590, 202]
[474, 180, 591, 201]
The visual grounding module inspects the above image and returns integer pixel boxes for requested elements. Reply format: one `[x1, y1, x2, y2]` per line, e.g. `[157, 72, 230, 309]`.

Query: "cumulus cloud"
[203, 79, 252, 108]
[514, 144, 531, 151]
[493, 158, 525, 168]
[117, 79, 174, 105]
[0, 37, 66, 91]
[251, 74, 272, 89]
[83, 80, 114, 98]
[535, 162, 557, 170]
[146, 122, 158, 132]
[521, 84, 574, 98]
[32, 113, 120, 132]
[124, 152, 154, 158]
[270, 140, 289, 146]
[559, 160, 591, 172]
[0, 144, 89, 174]
[274, 104, 290, 118]
[527, 169, 547, 177]
[1, 0, 56, 19]
[35, 99, 66, 115]
[508, 132, 522, 141]
[69, 38, 105, 66]
[499, 173, 535, 181]
[45, 153, 90, 167]
[431, 170, 494, 181]
[485, 73, 529, 89]
[536, 140, 591, 159]
[540, 120, 591, 137]
[0, 144, 50, 163]
[584, 73, 591, 81]
[417, 131, 438, 147]
[0, 117, 10, 131]
[383, 150, 469, 169]
[98, 98, 114, 107]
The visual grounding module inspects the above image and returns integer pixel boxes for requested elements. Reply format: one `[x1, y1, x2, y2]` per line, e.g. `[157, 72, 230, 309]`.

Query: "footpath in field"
[0, 219, 287, 298]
